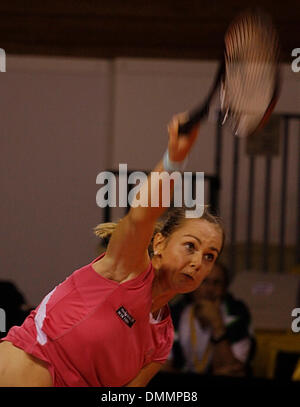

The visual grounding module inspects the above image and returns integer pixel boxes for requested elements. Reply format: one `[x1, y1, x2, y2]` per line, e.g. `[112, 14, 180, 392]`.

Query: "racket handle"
[178, 105, 209, 135]
[178, 60, 224, 136]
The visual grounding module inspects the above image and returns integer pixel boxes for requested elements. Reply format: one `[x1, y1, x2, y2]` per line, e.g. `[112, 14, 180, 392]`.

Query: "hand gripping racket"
[178, 10, 280, 137]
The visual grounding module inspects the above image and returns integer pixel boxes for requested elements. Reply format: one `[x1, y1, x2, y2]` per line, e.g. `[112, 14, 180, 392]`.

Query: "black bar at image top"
[263, 157, 272, 273]
[246, 156, 255, 271]
[278, 116, 289, 273]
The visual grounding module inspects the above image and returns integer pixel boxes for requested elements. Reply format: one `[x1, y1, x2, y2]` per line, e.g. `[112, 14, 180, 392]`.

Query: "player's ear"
[152, 233, 167, 256]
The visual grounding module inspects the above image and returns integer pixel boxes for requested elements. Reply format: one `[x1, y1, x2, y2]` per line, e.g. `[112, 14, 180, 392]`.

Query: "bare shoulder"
[91, 255, 116, 280]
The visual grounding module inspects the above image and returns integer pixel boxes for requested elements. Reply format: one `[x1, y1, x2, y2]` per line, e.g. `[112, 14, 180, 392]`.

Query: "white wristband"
[163, 149, 188, 172]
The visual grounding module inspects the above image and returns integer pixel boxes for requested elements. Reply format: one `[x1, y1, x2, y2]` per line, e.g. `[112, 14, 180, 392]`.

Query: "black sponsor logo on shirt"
[116, 306, 136, 328]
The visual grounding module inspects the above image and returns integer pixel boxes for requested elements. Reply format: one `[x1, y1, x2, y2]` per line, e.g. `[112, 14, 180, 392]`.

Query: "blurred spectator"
[0, 280, 34, 339]
[292, 358, 300, 381]
[164, 262, 255, 376]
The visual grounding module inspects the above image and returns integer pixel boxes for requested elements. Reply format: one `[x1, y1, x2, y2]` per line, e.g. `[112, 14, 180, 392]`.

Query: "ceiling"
[0, 1, 298, 62]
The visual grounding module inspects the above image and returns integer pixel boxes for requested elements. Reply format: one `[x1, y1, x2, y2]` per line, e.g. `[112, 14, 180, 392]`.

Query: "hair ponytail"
[93, 222, 118, 247]
[93, 205, 225, 257]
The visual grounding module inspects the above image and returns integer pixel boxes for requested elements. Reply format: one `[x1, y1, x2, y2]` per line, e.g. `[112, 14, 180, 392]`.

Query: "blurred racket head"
[221, 10, 281, 137]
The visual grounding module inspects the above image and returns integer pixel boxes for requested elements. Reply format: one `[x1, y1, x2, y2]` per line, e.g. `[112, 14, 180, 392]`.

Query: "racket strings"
[222, 12, 280, 136]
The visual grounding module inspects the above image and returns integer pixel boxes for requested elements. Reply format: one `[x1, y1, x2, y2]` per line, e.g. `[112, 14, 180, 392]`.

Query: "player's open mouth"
[182, 273, 194, 281]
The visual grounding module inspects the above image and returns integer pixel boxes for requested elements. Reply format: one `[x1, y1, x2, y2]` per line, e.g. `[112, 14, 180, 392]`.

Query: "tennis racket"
[178, 10, 280, 138]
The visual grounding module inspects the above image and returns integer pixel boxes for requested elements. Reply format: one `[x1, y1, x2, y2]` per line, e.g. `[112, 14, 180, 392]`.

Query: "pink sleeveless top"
[2, 253, 174, 387]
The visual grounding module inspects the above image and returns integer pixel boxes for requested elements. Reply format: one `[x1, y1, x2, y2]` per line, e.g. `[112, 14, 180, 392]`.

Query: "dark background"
[0, 0, 298, 62]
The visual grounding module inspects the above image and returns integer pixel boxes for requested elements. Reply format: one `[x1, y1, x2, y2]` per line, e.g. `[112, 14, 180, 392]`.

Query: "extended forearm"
[128, 115, 200, 225]
[128, 159, 176, 224]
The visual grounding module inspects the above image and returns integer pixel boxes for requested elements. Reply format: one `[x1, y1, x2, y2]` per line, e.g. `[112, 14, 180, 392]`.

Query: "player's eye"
[204, 253, 215, 262]
[184, 242, 195, 252]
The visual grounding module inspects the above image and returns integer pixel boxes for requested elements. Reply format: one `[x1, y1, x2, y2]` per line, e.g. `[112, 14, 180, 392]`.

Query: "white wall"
[0, 56, 112, 304]
[0, 55, 299, 304]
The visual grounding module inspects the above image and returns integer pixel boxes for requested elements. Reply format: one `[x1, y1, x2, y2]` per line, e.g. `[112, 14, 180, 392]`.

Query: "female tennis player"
[0, 114, 224, 387]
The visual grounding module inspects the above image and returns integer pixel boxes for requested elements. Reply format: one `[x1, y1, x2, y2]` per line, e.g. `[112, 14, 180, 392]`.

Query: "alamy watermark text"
[291, 48, 300, 73]
[0, 308, 6, 333]
[96, 164, 205, 218]
[0, 48, 6, 72]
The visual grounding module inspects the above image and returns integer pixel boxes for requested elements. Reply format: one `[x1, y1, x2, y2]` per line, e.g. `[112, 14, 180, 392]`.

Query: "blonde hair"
[93, 206, 225, 257]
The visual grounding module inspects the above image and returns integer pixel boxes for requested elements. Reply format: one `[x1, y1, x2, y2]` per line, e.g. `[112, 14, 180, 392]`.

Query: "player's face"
[153, 219, 223, 294]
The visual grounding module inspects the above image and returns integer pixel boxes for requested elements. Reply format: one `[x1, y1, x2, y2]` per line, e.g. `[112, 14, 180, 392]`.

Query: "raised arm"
[93, 115, 200, 282]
